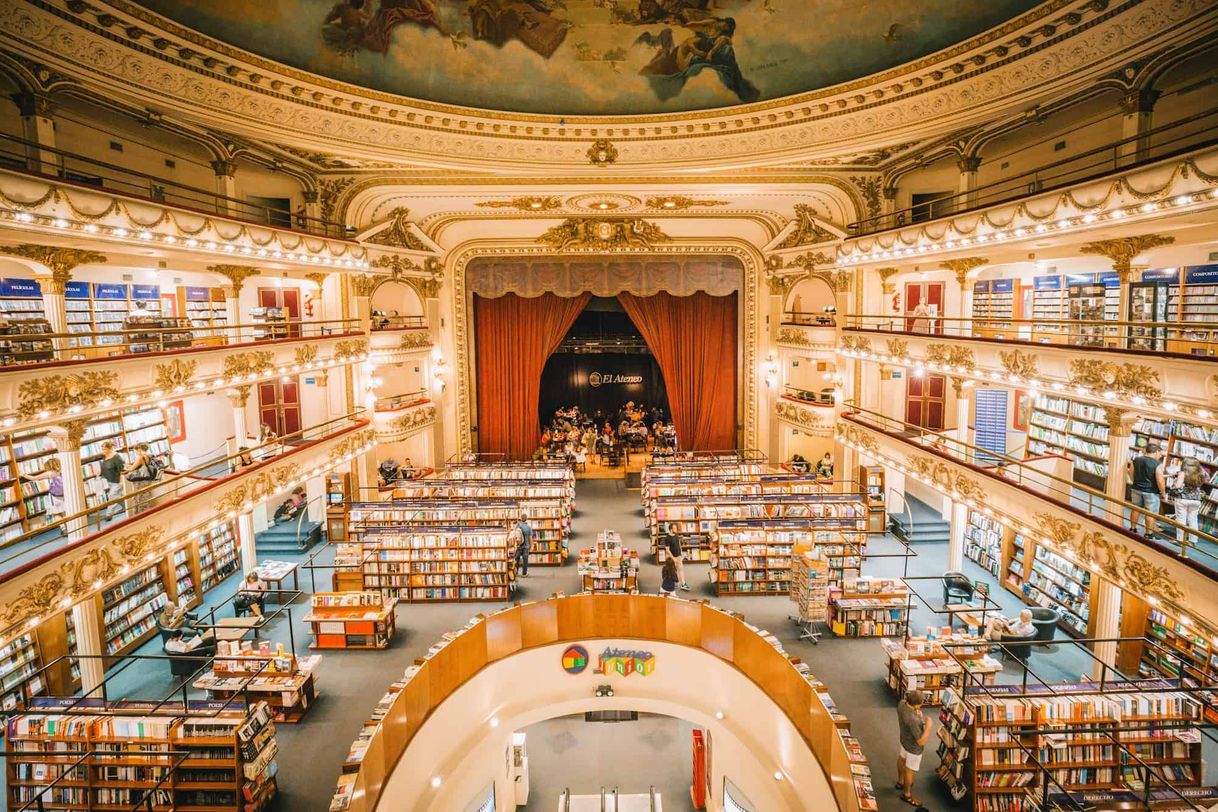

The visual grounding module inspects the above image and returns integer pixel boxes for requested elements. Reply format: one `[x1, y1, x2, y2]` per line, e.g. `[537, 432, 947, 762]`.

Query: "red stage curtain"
[474, 292, 591, 459]
[618, 292, 737, 450]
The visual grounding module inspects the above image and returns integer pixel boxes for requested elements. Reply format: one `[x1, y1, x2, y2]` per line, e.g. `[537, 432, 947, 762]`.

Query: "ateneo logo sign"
[587, 371, 643, 388]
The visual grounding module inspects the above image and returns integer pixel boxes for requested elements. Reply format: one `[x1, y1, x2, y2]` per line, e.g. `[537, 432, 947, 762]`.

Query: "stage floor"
[576, 450, 658, 481]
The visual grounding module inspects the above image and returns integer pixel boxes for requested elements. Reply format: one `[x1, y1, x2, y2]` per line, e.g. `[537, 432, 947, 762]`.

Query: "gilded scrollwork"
[0, 572, 66, 627]
[294, 345, 319, 366]
[1034, 513, 1183, 603]
[366, 207, 428, 251]
[399, 331, 433, 350]
[335, 339, 369, 359]
[998, 349, 1039, 379]
[538, 217, 669, 251]
[215, 463, 301, 516]
[111, 526, 165, 563]
[907, 455, 987, 502]
[329, 429, 377, 464]
[776, 204, 837, 250]
[841, 335, 872, 354]
[1067, 359, 1161, 400]
[886, 339, 908, 359]
[17, 371, 120, 419]
[154, 359, 198, 390]
[925, 344, 975, 372]
[776, 327, 813, 347]
[222, 351, 275, 380]
[350, 273, 382, 297]
[836, 424, 879, 455]
[385, 405, 437, 439]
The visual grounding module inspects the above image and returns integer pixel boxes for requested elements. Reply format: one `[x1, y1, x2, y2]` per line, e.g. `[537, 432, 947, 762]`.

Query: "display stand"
[577, 530, 640, 594]
[193, 648, 321, 723]
[304, 592, 397, 649]
[789, 548, 830, 643]
[880, 633, 1000, 706]
[829, 577, 910, 638]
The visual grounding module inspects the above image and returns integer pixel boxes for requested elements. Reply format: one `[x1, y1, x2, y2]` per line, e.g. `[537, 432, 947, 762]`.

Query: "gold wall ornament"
[0, 571, 66, 628]
[776, 204, 837, 250]
[925, 343, 976, 372]
[475, 196, 562, 211]
[215, 464, 302, 515]
[848, 176, 883, 219]
[789, 251, 835, 271]
[207, 264, 260, 295]
[644, 195, 729, 210]
[998, 349, 1039, 379]
[304, 272, 329, 288]
[222, 350, 275, 380]
[329, 429, 377, 464]
[111, 526, 164, 563]
[1080, 234, 1175, 277]
[1067, 359, 1162, 400]
[538, 218, 670, 251]
[399, 331, 433, 350]
[350, 273, 381, 298]
[836, 424, 879, 454]
[841, 335, 872, 354]
[941, 257, 989, 287]
[318, 176, 355, 222]
[0, 245, 108, 290]
[1033, 512, 1080, 547]
[586, 139, 618, 167]
[766, 272, 804, 297]
[366, 207, 428, 251]
[1103, 406, 1134, 437]
[335, 339, 369, 358]
[389, 405, 437, 435]
[372, 254, 421, 277]
[407, 275, 441, 300]
[60, 548, 120, 598]
[775, 401, 824, 428]
[876, 267, 900, 295]
[17, 370, 120, 420]
[776, 327, 813, 347]
[907, 455, 987, 502]
[886, 339, 909, 359]
[293, 345, 319, 366]
[814, 270, 852, 294]
[56, 419, 88, 451]
[153, 359, 198, 391]
[227, 385, 252, 408]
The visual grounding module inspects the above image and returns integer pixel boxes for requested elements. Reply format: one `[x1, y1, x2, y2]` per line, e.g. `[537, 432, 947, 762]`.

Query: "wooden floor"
[575, 450, 659, 480]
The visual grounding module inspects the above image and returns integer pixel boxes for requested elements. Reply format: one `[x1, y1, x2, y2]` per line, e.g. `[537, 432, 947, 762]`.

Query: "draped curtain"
[474, 292, 591, 459]
[617, 292, 737, 451]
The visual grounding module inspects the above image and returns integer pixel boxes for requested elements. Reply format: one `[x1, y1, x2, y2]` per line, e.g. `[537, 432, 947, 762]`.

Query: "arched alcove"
[786, 275, 836, 316]
[370, 279, 425, 320]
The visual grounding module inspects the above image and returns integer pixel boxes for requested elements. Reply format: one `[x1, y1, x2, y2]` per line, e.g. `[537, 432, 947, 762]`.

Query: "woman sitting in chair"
[233, 571, 266, 617]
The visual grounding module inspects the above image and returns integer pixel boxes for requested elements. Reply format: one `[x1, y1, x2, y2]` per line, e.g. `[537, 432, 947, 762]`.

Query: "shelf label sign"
[990, 279, 1014, 292]
[131, 283, 160, 300]
[972, 281, 990, 293]
[93, 282, 128, 300]
[1098, 272, 1120, 288]
[1033, 275, 1061, 290]
[1184, 264, 1218, 284]
[64, 280, 91, 299]
[1, 277, 42, 297]
[1065, 273, 1096, 286]
[561, 644, 589, 674]
[1141, 267, 1180, 282]
[184, 286, 211, 301]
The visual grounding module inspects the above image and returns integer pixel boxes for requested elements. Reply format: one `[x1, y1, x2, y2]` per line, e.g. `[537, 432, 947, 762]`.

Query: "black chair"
[999, 632, 1035, 664]
[943, 572, 974, 605]
[1030, 607, 1059, 645]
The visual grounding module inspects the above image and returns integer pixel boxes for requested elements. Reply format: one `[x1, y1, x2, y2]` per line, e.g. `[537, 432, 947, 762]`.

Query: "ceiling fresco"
[129, 0, 1048, 116]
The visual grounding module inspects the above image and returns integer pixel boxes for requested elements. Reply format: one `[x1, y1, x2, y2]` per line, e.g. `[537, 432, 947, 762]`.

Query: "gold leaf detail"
[153, 359, 197, 390]
[18, 371, 120, 420]
[538, 217, 669, 251]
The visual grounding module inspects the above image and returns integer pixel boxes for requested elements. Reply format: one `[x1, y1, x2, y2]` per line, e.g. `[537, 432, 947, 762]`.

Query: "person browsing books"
[665, 533, 690, 591]
[896, 689, 932, 807]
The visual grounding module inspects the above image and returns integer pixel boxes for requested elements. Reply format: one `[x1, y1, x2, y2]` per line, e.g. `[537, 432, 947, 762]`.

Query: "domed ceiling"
[130, 0, 1048, 116]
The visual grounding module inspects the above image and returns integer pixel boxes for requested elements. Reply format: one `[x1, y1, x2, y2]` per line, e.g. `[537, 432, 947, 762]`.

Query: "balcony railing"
[373, 390, 430, 412]
[841, 404, 1218, 578]
[782, 385, 835, 405]
[0, 131, 353, 239]
[370, 314, 427, 332]
[0, 411, 368, 577]
[0, 318, 361, 368]
[781, 310, 836, 327]
[843, 313, 1218, 357]
[848, 108, 1218, 237]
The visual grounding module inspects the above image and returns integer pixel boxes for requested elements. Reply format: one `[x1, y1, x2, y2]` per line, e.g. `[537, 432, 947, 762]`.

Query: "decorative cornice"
[398, 331, 433, 351]
[1067, 359, 1162, 401]
[379, 405, 437, 440]
[775, 204, 836, 250]
[214, 464, 301, 516]
[335, 339, 370, 359]
[836, 424, 879, 455]
[475, 196, 562, 211]
[587, 140, 618, 167]
[153, 359, 197, 391]
[789, 251, 835, 271]
[908, 455, 987, 503]
[841, 335, 872, 354]
[775, 327, 814, 348]
[942, 257, 989, 287]
[538, 218, 670, 251]
[1079, 234, 1175, 276]
[18, 371, 119, 420]
[925, 344, 976, 373]
[222, 350, 275, 380]
[372, 254, 422, 276]
[0, 244, 106, 293]
[366, 207, 428, 251]
[304, 272, 329, 288]
[350, 273, 382, 298]
[1032, 513, 1183, 603]
[774, 401, 831, 436]
[207, 264, 260, 295]
[644, 196, 729, 211]
[293, 345, 319, 366]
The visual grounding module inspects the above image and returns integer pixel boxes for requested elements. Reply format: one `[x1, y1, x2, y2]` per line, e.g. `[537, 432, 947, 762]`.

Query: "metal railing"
[0, 410, 368, 576]
[841, 403, 1218, 577]
[370, 314, 427, 332]
[373, 390, 430, 412]
[0, 317, 361, 368]
[782, 310, 836, 327]
[0, 130, 353, 239]
[843, 312, 1218, 357]
[849, 107, 1218, 236]
[782, 385, 835, 406]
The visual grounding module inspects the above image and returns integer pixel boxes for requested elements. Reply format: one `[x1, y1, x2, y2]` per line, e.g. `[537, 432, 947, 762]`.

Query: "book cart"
[5, 698, 280, 812]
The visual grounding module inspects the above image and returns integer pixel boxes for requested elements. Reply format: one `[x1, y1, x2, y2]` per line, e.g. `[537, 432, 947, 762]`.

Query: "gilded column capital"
[875, 266, 900, 295]
[208, 264, 261, 295]
[941, 257, 989, 288]
[0, 245, 107, 290]
[304, 272, 329, 288]
[226, 385, 252, 409]
[1104, 406, 1135, 437]
[350, 273, 381, 298]
[47, 419, 88, 451]
[956, 155, 982, 173]
[1079, 235, 1174, 276]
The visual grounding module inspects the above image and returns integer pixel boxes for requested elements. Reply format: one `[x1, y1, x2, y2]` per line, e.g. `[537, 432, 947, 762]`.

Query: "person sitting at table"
[378, 458, 401, 485]
[791, 454, 810, 473]
[816, 452, 834, 479]
[983, 608, 1035, 641]
[233, 571, 266, 617]
[165, 627, 215, 655]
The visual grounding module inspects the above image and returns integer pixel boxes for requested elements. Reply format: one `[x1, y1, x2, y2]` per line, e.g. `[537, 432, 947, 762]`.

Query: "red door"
[258, 378, 301, 438]
[905, 282, 946, 429]
[904, 282, 945, 334]
[257, 287, 303, 337]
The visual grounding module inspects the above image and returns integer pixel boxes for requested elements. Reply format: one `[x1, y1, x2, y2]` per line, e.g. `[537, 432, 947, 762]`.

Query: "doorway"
[258, 378, 301, 438]
[904, 281, 946, 429]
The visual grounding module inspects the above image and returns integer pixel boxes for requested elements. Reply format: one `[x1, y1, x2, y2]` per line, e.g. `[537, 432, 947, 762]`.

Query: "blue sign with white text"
[93, 283, 128, 300]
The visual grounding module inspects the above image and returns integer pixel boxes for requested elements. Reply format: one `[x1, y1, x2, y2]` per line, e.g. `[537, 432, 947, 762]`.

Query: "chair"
[943, 572, 974, 605]
[999, 632, 1035, 664]
[1030, 607, 1059, 644]
[165, 640, 216, 678]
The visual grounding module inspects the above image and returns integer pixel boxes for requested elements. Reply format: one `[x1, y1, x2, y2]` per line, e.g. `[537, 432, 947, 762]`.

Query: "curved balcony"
[839, 315, 1217, 428]
[0, 412, 374, 638]
[333, 594, 867, 812]
[836, 405, 1218, 622]
[776, 387, 837, 437]
[372, 394, 435, 442]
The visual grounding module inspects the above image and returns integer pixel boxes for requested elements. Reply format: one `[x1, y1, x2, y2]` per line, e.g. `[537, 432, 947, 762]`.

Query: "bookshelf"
[194, 653, 322, 723]
[5, 700, 280, 812]
[1132, 417, 1218, 535]
[304, 592, 397, 649]
[178, 285, 229, 342]
[936, 684, 1203, 810]
[326, 472, 351, 541]
[882, 633, 1001, 706]
[1027, 393, 1110, 489]
[0, 278, 54, 364]
[789, 548, 831, 624]
[361, 526, 512, 603]
[973, 278, 1018, 338]
[171, 547, 199, 610]
[10, 428, 57, 529]
[100, 563, 169, 659]
[858, 464, 886, 531]
[0, 632, 44, 711]
[963, 510, 1004, 578]
[578, 530, 640, 594]
[1025, 544, 1092, 637]
[830, 577, 910, 637]
[1132, 602, 1218, 723]
[1005, 531, 1029, 593]
[199, 522, 240, 592]
[1030, 274, 1067, 342]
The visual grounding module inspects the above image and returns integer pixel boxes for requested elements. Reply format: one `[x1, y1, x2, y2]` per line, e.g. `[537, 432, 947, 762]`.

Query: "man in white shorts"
[896, 689, 932, 807]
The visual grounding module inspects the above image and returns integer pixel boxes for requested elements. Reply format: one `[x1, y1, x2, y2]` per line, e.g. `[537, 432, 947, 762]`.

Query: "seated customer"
[272, 487, 307, 523]
[984, 608, 1035, 641]
[164, 628, 215, 655]
[233, 571, 266, 617]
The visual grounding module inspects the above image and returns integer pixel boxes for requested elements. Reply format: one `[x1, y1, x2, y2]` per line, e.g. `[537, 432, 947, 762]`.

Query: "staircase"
[254, 519, 322, 555]
[891, 494, 951, 545]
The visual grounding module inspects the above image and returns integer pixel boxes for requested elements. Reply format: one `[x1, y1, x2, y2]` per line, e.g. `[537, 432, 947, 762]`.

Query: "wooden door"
[904, 282, 945, 333]
[258, 378, 301, 438]
[905, 371, 946, 430]
[257, 287, 303, 337]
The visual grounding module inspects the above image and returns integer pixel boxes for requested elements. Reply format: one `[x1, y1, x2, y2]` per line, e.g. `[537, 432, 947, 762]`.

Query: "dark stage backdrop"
[539, 353, 668, 423]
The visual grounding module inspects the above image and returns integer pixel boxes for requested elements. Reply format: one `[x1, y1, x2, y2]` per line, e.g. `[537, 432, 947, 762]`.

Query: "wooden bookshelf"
[1027, 394, 1109, 489]
[304, 592, 397, 649]
[881, 634, 1000, 707]
[194, 655, 322, 723]
[361, 526, 512, 603]
[963, 509, 1004, 579]
[5, 701, 279, 812]
[198, 522, 240, 592]
[100, 562, 169, 662]
[830, 577, 910, 637]
[0, 632, 44, 711]
[858, 464, 886, 531]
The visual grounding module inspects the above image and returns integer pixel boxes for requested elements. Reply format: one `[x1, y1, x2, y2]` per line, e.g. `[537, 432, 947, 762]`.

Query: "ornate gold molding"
[925, 344, 976, 373]
[836, 424, 879, 455]
[17, 371, 120, 420]
[366, 207, 428, 251]
[1032, 513, 1183, 603]
[587, 140, 618, 167]
[227, 385, 252, 408]
[644, 196, 728, 210]
[207, 264, 260, 295]
[475, 196, 562, 211]
[294, 345, 319, 366]
[1067, 359, 1162, 400]
[399, 331, 433, 350]
[329, 429, 377, 464]
[776, 327, 814, 348]
[814, 270, 852, 294]
[304, 272, 330, 288]
[841, 335, 872, 354]
[1079, 234, 1175, 277]
[908, 455, 987, 502]
[886, 339, 908, 359]
[0, 245, 107, 292]
[942, 257, 988, 288]
[775, 400, 828, 434]
[350, 273, 382, 298]
[776, 204, 836, 250]
[222, 350, 275, 380]
[335, 339, 369, 359]
[1103, 406, 1134, 438]
[386, 405, 437, 438]
[876, 267, 899, 295]
[766, 271, 804, 296]
[789, 251, 835, 271]
[153, 359, 198, 391]
[53, 419, 88, 451]
[998, 349, 1039, 379]
[372, 254, 421, 276]
[215, 464, 301, 515]
[538, 218, 670, 251]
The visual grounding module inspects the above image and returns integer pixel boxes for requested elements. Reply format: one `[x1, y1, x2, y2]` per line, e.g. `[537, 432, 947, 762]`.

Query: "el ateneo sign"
[588, 371, 644, 387]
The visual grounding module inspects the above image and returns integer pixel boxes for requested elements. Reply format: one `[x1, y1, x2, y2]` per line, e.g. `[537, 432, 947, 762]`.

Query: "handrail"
[0, 410, 369, 576]
[0, 318, 362, 368]
[373, 390, 430, 412]
[0, 130, 353, 239]
[844, 312, 1218, 356]
[781, 311, 836, 327]
[848, 107, 1218, 236]
[782, 385, 835, 406]
[334, 594, 866, 812]
[840, 403, 1218, 575]
[370, 314, 428, 331]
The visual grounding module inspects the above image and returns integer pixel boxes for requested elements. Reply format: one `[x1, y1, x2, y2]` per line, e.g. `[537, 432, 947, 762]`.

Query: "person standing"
[22, 457, 64, 525]
[516, 516, 533, 577]
[665, 533, 690, 591]
[896, 689, 932, 807]
[98, 441, 126, 520]
[1172, 457, 1205, 546]
[660, 557, 679, 596]
[1128, 443, 1167, 537]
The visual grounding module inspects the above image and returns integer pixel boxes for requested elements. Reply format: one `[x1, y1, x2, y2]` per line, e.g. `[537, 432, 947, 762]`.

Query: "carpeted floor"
[13, 478, 1213, 811]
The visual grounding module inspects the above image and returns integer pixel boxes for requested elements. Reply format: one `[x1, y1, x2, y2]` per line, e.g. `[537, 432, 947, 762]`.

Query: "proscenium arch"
[445, 238, 766, 459]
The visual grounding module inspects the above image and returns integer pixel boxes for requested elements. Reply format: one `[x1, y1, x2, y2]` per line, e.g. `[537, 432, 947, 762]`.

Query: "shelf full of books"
[963, 510, 1003, 578]
[199, 522, 240, 592]
[5, 699, 280, 812]
[936, 682, 1203, 811]
[881, 633, 1001, 706]
[361, 526, 512, 603]
[713, 520, 867, 596]
[304, 592, 398, 649]
[0, 632, 44, 711]
[100, 562, 169, 658]
[829, 577, 910, 637]
[1026, 394, 1112, 489]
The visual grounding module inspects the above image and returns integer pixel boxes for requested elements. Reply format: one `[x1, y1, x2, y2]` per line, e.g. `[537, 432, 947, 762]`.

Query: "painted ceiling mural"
[130, 0, 1048, 115]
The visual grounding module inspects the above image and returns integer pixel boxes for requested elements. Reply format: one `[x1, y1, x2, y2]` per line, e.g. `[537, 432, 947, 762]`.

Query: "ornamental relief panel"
[378, 405, 438, 441]
[0, 0, 1204, 168]
[774, 401, 832, 437]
